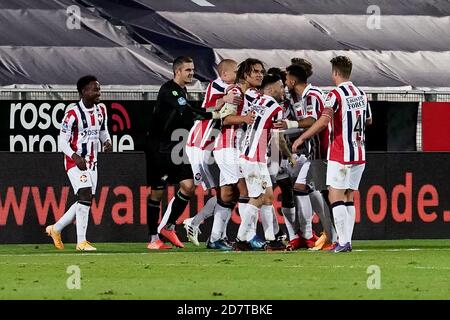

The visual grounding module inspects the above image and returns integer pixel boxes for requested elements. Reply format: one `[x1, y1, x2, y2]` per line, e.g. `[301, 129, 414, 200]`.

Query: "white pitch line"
[414, 266, 450, 270]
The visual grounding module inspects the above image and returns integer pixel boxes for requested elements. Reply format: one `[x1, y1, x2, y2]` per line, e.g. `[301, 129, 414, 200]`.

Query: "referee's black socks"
[147, 199, 161, 238]
[167, 190, 191, 225]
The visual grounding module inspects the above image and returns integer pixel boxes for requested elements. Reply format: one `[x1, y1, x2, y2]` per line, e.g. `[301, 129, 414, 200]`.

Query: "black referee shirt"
[149, 80, 195, 153]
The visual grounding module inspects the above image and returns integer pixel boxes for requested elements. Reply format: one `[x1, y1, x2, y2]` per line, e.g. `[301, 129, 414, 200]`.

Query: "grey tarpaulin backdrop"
[0, 0, 172, 85]
[1, 0, 450, 87]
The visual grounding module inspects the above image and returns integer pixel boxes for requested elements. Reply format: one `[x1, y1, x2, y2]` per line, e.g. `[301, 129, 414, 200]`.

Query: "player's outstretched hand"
[72, 153, 87, 170]
[292, 136, 305, 153]
[243, 111, 256, 125]
[103, 141, 113, 153]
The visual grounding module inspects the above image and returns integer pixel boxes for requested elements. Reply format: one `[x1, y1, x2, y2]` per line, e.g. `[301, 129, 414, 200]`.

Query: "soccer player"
[183, 59, 240, 247]
[146, 56, 222, 250]
[274, 64, 325, 249]
[212, 58, 263, 250]
[46, 75, 112, 251]
[292, 56, 370, 253]
[237, 74, 286, 250]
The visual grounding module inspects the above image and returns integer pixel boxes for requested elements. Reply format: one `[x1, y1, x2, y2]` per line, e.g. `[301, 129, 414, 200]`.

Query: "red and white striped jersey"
[325, 81, 370, 164]
[59, 100, 110, 171]
[186, 78, 230, 150]
[290, 84, 326, 159]
[290, 84, 322, 121]
[241, 95, 283, 163]
[215, 87, 260, 150]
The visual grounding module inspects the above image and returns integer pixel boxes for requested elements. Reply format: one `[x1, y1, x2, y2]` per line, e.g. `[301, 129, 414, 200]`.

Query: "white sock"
[346, 202, 356, 244]
[332, 202, 348, 246]
[210, 203, 231, 242]
[309, 191, 332, 240]
[331, 225, 338, 243]
[281, 207, 298, 240]
[261, 205, 275, 241]
[75, 202, 90, 244]
[237, 203, 252, 241]
[157, 197, 174, 233]
[295, 193, 313, 239]
[54, 202, 77, 232]
[192, 196, 217, 226]
[246, 204, 259, 241]
[151, 234, 160, 242]
[222, 207, 232, 239]
[273, 211, 280, 236]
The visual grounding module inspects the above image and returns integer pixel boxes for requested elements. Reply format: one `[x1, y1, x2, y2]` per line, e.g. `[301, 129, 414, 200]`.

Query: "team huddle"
[45, 55, 371, 253]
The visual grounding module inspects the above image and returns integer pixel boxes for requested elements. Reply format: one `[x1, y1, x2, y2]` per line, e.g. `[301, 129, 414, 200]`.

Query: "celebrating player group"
[46, 55, 371, 253]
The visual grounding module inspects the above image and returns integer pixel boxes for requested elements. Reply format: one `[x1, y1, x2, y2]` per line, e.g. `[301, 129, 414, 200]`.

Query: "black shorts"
[146, 149, 193, 189]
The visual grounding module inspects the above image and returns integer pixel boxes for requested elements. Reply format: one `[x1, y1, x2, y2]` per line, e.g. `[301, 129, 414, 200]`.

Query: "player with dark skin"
[72, 80, 112, 202]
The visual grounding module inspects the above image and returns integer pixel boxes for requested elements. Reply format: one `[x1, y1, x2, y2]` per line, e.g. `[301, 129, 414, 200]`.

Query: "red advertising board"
[422, 102, 450, 151]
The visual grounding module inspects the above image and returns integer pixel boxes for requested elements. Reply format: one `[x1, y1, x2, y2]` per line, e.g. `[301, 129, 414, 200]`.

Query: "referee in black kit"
[145, 56, 222, 250]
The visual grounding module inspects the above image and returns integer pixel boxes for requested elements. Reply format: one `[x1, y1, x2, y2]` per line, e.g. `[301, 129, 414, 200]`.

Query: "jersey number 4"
[353, 114, 363, 135]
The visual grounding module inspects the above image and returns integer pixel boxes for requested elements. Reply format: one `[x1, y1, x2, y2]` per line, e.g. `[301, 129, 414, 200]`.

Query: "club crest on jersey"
[80, 174, 88, 183]
[178, 97, 187, 106]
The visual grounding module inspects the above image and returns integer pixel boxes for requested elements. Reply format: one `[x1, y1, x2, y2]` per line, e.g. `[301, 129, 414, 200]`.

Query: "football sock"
[295, 189, 313, 239]
[331, 201, 348, 246]
[75, 201, 90, 244]
[345, 201, 356, 244]
[54, 202, 77, 232]
[147, 199, 161, 240]
[192, 196, 217, 226]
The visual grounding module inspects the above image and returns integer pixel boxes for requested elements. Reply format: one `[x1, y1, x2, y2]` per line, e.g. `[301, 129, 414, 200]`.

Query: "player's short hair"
[267, 67, 287, 84]
[173, 56, 193, 73]
[260, 74, 281, 89]
[286, 64, 308, 83]
[76, 75, 98, 94]
[290, 58, 313, 78]
[217, 59, 236, 74]
[236, 58, 265, 83]
[330, 56, 352, 78]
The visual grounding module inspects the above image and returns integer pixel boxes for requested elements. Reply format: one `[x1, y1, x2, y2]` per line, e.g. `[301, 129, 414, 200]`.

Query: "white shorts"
[326, 160, 365, 190]
[186, 147, 219, 190]
[214, 148, 243, 186]
[294, 155, 311, 185]
[240, 159, 272, 198]
[67, 166, 97, 195]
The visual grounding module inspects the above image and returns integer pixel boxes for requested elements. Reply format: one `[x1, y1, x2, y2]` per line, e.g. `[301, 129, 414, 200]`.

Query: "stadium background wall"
[0, 152, 449, 244]
[1, 100, 421, 152]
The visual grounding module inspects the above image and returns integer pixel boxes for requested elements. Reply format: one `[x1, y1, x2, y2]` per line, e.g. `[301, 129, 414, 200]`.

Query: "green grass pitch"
[1, 240, 450, 300]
